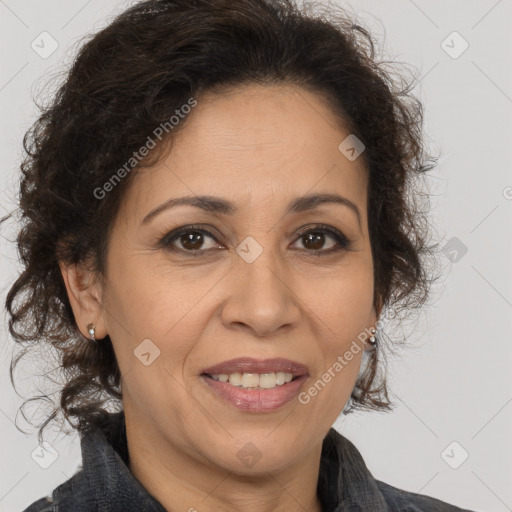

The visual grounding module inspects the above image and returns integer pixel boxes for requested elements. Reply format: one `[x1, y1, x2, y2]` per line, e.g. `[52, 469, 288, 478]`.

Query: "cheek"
[105, 267, 202, 415]
[304, 268, 373, 382]
[302, 264, 374, 329]
[106, 267, 219, 393]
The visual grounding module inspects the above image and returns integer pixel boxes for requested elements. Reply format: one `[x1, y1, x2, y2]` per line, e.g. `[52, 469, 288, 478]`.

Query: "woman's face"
[76, 84, 377, 474]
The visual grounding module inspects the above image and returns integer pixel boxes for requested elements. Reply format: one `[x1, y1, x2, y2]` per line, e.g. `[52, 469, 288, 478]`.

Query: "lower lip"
[200, 374, 308, 412]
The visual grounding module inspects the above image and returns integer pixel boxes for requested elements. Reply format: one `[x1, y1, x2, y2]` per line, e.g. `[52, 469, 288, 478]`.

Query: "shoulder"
[375, 478, 476, 512]
[22, 496, 53, 512]
[22, 470, 89, 512]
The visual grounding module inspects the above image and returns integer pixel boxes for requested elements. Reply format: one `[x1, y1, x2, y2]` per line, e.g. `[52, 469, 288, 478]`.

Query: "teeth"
[208, 372, 295, 389]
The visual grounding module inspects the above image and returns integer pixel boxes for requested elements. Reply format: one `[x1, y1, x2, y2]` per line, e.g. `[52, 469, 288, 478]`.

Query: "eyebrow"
[141, 192, 362, 228]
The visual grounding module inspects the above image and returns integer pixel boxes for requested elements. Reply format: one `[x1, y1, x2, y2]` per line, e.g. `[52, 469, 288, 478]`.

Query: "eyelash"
[158, 223, 354, 257]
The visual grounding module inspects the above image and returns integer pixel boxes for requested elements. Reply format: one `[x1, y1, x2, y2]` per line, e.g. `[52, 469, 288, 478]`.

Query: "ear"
[59, 261, 108, 341]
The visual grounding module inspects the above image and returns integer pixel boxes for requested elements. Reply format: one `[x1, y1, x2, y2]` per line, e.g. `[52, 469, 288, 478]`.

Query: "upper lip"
[201, 357, 309, 377]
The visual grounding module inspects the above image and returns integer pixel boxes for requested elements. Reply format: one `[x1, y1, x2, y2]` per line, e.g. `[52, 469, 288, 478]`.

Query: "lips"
[201, 357, 309, 377]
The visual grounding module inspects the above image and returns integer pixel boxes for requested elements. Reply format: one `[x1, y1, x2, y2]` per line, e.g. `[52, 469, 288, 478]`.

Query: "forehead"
[124, 84, 368, 221]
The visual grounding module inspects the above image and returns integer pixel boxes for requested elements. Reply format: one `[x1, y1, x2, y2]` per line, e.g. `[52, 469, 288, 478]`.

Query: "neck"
[124, 406, 324, 512]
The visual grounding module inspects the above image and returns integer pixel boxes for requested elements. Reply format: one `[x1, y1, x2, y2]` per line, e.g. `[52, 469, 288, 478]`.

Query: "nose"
[219, 247, 301, 338]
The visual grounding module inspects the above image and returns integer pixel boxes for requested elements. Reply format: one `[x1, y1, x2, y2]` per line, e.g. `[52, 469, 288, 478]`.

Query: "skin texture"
[60, 83, 379, 512]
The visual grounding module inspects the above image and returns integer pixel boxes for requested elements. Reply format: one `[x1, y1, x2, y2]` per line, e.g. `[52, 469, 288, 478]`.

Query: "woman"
[3, 0, 475, 510]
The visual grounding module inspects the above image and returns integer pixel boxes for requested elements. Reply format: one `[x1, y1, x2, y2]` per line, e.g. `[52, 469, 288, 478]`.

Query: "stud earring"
[87, 323, 96, 343]
[368, 327, 377, 345]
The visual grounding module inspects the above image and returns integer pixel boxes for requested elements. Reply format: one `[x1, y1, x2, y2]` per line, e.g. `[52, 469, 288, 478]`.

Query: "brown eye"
[179, 230, 208, 251]
[161, 226, 221, 254]
[292, 225, 352, 254]
[299, 231, 333, 251]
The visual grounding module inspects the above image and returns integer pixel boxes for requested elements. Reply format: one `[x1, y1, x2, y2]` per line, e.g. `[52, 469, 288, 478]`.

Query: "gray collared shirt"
[24, 411, 475, 511]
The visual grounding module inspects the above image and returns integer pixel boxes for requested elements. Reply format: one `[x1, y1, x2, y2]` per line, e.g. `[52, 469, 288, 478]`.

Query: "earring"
[368, 327, 377, 345]
[87, 323, 96, 343]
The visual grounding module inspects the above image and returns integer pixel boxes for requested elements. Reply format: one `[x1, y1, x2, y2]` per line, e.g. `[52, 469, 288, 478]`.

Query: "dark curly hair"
[2, 0, 441, 446]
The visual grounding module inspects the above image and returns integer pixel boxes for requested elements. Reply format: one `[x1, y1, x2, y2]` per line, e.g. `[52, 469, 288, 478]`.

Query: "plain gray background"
[1, 1, 511, 511]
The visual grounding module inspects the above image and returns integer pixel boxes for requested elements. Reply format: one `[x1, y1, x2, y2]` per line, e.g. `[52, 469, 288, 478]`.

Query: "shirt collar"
[80, 411, 389, 511]
[319, 428, 390, 511]
[81, 411, 166, 511]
